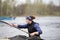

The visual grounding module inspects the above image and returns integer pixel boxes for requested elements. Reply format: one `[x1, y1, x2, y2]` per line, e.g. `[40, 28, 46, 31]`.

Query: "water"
[0, 16, 60, 40]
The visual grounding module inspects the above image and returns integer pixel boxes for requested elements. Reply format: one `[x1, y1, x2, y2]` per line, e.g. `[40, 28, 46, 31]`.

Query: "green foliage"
[0, 0, 60, 16]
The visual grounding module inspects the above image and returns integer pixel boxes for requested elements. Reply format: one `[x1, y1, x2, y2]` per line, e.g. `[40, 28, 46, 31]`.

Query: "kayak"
[9, 35, 27, 40]
[9, 35, 43, 40]
[0, 39, 10, 40]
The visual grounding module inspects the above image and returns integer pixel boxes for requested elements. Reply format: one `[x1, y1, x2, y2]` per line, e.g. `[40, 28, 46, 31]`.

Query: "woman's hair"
[30, 16, 35, 20]
[26, 16, 35, 21]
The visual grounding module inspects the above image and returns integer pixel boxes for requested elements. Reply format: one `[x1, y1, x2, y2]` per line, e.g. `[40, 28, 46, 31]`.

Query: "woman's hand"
[8, 23, 18, 28]
[30, 33, 35, 36]
[8, 23, 13, 26]
[30, 32, 39, 36]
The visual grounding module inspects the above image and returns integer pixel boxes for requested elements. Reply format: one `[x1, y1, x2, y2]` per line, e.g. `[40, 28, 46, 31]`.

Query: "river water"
[0, 16, 60, 40]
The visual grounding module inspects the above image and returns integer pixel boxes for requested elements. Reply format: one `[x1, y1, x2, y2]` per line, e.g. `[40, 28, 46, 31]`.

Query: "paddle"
[0, 21, 28, 34]
[0, 21, 28, 40]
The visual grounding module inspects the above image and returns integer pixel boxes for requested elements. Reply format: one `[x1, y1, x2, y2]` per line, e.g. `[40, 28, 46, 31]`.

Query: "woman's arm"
[8, 23, 28, 28]
[34, 23, 42, 34]
[18, 24, 28, 28]
[8, 23, 18, 28]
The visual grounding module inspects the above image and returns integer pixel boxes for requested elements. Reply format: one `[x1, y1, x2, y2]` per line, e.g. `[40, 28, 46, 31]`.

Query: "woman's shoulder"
[34, 22, 39, 25]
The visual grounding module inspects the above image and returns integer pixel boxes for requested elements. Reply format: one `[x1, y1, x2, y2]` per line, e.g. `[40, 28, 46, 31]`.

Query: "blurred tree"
[47, 1, 54, 15]
[34, 0, 42, 4]
[26, 0, 31, 4]
[0, 0, 60, 16]
[59, 0, 60, 6]
[0, 0, 1, 15]
[14, 4, 26, 16]
[1, 0, 15, 16]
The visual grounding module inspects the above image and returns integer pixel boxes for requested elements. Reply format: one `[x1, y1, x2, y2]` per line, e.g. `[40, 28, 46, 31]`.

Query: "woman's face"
[26, 19, 32, 24]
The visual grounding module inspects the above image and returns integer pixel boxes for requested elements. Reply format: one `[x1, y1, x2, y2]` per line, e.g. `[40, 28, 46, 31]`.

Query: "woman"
[9, 16, 42, 39]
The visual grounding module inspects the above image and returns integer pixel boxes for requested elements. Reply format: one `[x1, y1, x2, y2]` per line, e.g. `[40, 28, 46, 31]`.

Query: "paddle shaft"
[0, 21, 28, 34]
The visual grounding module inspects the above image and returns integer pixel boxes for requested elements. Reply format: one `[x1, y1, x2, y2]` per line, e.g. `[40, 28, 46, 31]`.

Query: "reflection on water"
[0, 17, 60, 40]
